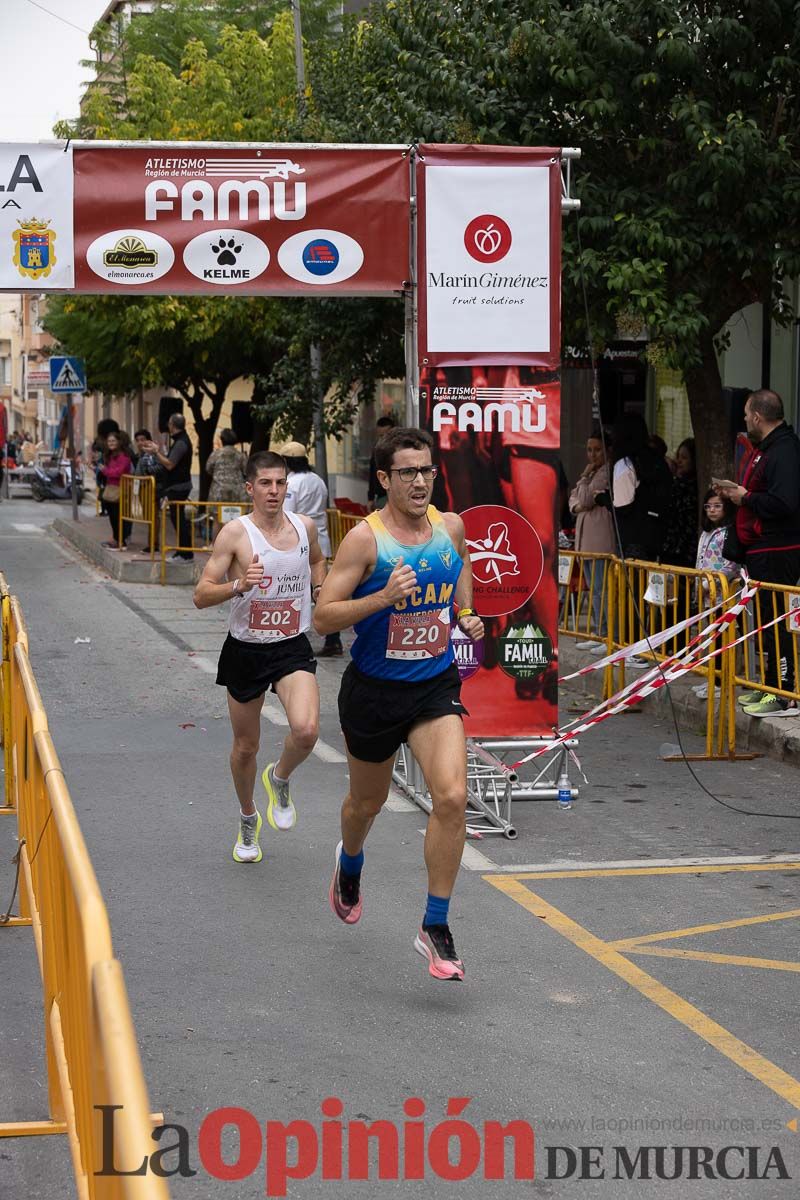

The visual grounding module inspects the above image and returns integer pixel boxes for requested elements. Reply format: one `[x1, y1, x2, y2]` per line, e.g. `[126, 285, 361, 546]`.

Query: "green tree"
[313, 0, 800, 480]
[45, 294, 288, 496]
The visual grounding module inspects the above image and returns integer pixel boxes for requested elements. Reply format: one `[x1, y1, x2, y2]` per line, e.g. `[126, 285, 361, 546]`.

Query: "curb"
[52, 518, 201, 585]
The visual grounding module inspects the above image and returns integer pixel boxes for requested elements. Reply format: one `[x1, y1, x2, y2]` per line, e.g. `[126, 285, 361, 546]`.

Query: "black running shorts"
[216, 632, 317, 703]
[338, 661, 467, 763]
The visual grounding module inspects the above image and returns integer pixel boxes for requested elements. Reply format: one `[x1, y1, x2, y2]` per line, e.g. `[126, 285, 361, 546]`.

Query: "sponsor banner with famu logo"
[69, 145, 409, 295]
[0, 144, 74, 289]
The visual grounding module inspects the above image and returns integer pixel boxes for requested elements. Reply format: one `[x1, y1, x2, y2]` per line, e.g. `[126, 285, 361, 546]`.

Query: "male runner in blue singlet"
[314, 428, 484, 980]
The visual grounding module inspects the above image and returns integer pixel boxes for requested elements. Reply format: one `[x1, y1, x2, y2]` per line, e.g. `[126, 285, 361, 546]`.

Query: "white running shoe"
[575, 640, 601, 650]
[588, 641, 608, 655]
[233, 810, 263, 863]
[263, 763, 297, 831]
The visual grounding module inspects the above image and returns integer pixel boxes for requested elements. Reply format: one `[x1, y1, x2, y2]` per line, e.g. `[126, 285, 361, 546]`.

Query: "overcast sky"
[0, 0, 109, 142]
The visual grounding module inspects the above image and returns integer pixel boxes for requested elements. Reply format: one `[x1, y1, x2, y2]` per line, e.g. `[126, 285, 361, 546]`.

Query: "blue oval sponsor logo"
[278, 229, 364, 285]
[302, 238, 339, 276]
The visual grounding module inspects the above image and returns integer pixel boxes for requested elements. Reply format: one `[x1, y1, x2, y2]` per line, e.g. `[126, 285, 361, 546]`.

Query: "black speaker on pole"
[158, 396, 183, 434]
[231, 401, 254, 443]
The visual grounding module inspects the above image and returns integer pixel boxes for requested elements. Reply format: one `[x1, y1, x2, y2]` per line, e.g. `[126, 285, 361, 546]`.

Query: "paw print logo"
[211, 237, 242, 267]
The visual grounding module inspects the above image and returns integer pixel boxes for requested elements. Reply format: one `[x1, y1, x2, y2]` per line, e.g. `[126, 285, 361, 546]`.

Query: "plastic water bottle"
[557, 769, 573, 811]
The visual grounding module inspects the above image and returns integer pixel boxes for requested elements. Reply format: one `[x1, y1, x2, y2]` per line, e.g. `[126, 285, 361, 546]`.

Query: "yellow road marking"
[509, 862, 800, 880]
[487, 875, 800, 1110]
[609, 908, 800, 950]
[626, 946, 800, 972]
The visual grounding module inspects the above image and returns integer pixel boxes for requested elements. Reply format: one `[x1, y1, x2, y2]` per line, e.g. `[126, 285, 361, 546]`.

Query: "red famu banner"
[72, 145, 410, 296]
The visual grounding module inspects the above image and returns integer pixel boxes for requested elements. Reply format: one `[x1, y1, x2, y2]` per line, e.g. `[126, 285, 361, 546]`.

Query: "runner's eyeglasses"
[389, 466, 438, 482]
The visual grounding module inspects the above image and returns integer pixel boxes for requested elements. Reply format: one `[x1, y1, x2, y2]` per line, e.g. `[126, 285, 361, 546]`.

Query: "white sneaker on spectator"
[588, 642, 608, 656]
[628, 655, 653, 669]
[575, 640, 601, 650]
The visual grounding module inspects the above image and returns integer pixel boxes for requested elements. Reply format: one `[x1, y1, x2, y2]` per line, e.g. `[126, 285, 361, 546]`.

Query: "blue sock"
[339, 846, 364, 878]
[424, 893, 450, 928]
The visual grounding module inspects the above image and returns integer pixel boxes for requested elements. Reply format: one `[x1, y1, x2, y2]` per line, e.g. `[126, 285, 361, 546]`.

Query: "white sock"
[273, 769, 289, 784]
[240, 809, 257, 822]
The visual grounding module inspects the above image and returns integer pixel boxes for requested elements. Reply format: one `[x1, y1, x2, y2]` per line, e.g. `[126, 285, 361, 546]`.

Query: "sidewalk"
[52, 497, 198, 585]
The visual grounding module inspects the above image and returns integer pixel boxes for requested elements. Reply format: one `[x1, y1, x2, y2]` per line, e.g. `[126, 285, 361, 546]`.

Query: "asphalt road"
[1, 494, 799, 1199]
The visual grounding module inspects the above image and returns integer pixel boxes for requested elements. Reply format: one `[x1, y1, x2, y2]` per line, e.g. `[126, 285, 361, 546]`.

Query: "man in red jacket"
[717, 389, 800, 717]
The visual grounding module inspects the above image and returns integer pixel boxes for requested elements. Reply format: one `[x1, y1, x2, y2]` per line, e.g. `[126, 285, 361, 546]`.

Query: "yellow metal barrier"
[119, 475, 157, 557]
[558, 554, 759, 761]
[732, 579, 800, 708]
[158, 499, 253, 584]
[326, 508, 364, 555]
[0, 581, 169, 1198]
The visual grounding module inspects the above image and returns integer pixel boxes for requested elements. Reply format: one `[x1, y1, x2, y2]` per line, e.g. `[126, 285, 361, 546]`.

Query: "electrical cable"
[21, 0, 90, 35]
[573, 213, 800, 820]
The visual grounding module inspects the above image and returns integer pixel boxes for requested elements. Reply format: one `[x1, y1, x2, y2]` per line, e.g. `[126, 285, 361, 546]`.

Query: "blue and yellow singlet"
[350, 507, 463, 682]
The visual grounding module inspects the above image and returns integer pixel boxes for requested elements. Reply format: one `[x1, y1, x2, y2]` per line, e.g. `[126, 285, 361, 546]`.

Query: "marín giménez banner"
[418, 145, 562, 737]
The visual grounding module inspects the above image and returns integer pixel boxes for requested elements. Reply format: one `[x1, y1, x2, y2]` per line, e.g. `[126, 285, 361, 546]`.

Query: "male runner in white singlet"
[314, 428, 484, 980]
[194, 452, 326, 863]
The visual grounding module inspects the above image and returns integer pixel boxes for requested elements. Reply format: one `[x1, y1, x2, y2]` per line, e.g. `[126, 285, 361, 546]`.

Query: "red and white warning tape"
[515, 576, 763, 766]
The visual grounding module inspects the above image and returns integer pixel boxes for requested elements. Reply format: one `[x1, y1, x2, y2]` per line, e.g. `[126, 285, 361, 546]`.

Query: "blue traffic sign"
[49, 356, 87, 393]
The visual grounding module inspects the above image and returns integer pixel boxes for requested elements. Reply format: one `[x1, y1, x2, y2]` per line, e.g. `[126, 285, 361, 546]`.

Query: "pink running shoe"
[414, 924, 465, 981]
[329, 840, 363, 925]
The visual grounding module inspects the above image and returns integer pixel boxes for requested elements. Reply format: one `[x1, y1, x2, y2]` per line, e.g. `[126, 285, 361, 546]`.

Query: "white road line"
[191, 655, 218, 675]
[460, 843, 498, 871]
[313, 741, 347, 764]
[385, 789, 417, 813]
[11, 523, 45, 533]
[477, 853, 800, 874]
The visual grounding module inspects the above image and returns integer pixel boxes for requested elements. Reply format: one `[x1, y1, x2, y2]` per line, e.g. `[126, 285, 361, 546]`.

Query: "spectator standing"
[142, 414, 194, 562]
[717, 389, 800, 716]
[133, 428, 159, 479]
[281, 440, 343, 658]
[570, 428, 615, 648]
[206, 428, 247, 503]
[696, 490, 739, 582]
[661, 437, 699, 567]
[99, 432, 133, 549]
[601, 413, 672, 560]
[367, 415, 396, 511]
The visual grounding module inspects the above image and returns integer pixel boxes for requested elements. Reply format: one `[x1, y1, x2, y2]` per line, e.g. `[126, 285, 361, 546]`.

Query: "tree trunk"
[181, 379, 228, 500]
[684, 335, 732, 499]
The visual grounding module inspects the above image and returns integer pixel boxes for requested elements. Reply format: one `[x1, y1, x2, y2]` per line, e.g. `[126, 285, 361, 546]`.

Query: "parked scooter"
[30, 457, 84, 505]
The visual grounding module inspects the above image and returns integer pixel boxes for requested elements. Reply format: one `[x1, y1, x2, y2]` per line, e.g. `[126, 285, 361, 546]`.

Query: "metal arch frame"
[392, 737, 580, 840]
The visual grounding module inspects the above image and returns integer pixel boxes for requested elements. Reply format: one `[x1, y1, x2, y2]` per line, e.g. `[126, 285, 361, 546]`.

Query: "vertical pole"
[310, 342, 328, 488]
[405, 148, 419, 425]
[66, 395, 78, 522]
[291, 0, 306, 116]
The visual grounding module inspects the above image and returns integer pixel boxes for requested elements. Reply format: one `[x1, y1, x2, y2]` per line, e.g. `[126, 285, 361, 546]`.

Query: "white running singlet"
[228, 512, 312, 644]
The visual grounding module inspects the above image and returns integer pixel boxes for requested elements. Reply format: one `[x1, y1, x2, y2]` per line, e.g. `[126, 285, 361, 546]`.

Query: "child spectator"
[696, 488, 739, 581]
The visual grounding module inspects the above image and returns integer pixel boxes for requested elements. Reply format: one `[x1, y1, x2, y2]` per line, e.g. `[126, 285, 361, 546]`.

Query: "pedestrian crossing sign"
[49, 356, 86, 393]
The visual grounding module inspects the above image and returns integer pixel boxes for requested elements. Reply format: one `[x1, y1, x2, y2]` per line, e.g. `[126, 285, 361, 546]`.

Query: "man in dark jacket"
[718, 389, 800, 716]
[142, 413, 194, 562]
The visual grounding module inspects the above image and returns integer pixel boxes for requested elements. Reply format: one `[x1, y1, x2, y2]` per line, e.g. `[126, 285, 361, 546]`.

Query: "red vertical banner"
[417, 146, 562, 736]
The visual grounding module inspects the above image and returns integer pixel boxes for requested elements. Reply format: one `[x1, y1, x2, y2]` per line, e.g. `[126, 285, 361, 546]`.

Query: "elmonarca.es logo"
[86, 229, 175, 284]
[463, 214, 512, 264]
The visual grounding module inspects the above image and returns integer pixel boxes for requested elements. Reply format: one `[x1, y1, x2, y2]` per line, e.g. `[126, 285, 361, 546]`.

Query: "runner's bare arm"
[297, 515, 328, 597]
[313, 522, 416, 634]
[444, 512, 485, 641]
[193, 523, 262, 610]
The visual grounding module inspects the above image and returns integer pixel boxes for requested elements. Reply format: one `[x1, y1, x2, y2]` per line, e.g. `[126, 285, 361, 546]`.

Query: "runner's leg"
[340, 751, 395, 854]
[407, 714, 467, 898]
[272, 670, 320, 777]
[227, 691, 264, 816]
